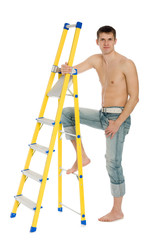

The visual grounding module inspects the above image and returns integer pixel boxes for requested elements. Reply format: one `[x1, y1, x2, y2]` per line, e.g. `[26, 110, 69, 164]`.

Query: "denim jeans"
[61, 107, 131, 197]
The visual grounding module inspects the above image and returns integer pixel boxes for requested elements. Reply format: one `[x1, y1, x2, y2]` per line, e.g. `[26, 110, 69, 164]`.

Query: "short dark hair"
[97, 26, 116, 40]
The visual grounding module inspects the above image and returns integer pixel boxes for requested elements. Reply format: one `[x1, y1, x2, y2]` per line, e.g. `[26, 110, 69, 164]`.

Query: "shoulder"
[88, 54, 103, 68]
[117, 55, 138, 86]
[88, 54, 102, 62]
[118, 54, 137, 73]
[119, 54, 136, 67]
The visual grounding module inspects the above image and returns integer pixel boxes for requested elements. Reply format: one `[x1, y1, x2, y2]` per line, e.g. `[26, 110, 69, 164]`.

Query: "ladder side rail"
[58, 73, 63, 211]
[39, 27, 69, 118]
[31, 74, 71, 231]
[72, 74, 86, 225]
[11, 26, 69, 217]
[67, 25, 81, 67]
[30, 25, 82, 231]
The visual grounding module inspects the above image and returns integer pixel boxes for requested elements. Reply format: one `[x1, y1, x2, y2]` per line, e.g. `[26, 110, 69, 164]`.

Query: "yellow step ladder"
[10, 22, 86, 232]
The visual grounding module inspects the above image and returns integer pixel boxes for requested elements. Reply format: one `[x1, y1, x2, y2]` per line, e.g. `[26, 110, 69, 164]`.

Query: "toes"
[66, 168, 76, 174]
[98, 217, 106, 222]
[66, 169, 72, 174]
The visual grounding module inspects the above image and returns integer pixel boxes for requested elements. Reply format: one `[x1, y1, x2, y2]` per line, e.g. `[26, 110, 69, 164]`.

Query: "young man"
[61, 26, 139, 222]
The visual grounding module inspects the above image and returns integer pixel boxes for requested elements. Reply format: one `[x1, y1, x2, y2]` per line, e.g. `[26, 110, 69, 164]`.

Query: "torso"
[93, 52, 128, 107]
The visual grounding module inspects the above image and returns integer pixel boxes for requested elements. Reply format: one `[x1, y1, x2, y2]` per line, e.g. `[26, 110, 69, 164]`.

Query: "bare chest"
[96, 63, 126, 88]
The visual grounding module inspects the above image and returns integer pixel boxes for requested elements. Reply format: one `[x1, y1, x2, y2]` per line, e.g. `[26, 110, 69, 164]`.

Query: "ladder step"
[36, 117, 55, 126]
[21, 169, 49, 183]
[14, 195, 42, 211]
[29, 143, 55, 154]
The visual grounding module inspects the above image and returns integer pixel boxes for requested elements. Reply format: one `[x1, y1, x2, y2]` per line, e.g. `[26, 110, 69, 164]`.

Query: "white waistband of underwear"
[101, 107, 123, 114]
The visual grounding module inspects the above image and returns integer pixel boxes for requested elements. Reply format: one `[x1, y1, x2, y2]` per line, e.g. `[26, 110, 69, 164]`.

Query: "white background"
[1, 0, 160, 239]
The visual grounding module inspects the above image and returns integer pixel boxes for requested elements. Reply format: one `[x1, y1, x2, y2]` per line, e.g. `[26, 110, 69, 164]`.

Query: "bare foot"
[98, 210, 124, 222]
[66, 156, 91, 174]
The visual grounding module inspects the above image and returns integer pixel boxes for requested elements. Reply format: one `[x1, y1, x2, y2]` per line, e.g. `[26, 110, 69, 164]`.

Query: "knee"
[105, 152, 122, 169]
[105, 153, 115, 168]
[105, 155, 124, 184]
[106, 155, 114, 174]
[61, 108, 69, 123]
[62, 107, 74, 118]
[61, 107, 74, 126]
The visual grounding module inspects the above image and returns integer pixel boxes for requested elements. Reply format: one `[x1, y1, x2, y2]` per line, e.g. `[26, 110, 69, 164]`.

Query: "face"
[96, 32, 117, 55]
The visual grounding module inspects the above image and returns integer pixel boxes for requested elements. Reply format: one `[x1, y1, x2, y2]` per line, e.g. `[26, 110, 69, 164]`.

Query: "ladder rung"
[59, 167, 79, 179]
[29, 143, 55, 154]
[59, 130, 76, 138]
[21, 169, 49, 183]
[36, 117, 55, 126]
[60, 202, 80, 215]
[14, 195, 42, 211]
[66, 24, 76, 28]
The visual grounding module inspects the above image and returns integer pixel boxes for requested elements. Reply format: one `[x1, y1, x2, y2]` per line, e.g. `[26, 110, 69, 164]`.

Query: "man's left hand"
[105, 120, 120, 139]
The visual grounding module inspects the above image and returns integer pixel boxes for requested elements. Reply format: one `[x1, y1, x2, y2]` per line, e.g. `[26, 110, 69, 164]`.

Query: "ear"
[96, 39, 99, 45]
[114, 39, 117, 45]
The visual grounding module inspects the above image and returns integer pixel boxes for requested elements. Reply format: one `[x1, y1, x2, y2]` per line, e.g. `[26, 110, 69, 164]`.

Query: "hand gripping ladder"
[10, 22, 86, 232]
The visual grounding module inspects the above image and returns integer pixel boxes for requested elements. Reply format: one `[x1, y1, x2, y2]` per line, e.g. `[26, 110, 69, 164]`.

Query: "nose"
[104, 40, 109, 46]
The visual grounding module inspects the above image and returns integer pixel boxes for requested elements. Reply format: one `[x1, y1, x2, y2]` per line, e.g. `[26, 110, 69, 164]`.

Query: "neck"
[103, 50, 116, 64]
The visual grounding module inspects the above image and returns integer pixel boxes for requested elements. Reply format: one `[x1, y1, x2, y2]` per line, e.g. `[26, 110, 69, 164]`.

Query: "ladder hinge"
[51, 65, 61, 73]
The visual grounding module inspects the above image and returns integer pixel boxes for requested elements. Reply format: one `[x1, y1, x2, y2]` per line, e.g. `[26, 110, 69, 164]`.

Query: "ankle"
[111, 207, 123, 214]
[82, 152, 89, 159]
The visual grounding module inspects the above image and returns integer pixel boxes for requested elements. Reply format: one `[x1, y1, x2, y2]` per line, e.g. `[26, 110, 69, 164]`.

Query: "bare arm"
[61, 55, 97, 75]
[116, 60, 139, 125]
[105, 60, 139, 138]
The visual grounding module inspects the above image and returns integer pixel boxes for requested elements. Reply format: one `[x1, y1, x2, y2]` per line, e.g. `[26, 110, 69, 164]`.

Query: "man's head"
[96, 26, 117, 55]
[97, 26, 116, 40]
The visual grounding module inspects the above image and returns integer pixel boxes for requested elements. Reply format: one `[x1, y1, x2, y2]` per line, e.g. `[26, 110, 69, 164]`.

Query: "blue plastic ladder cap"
[10, 212, 16, 218]
[64, 23, 70, 30]
[72, 69, 78, 75]
[58, 207, 63, 212]
[30, 226, 37, 233]
[81, 220, 86, 225]
[76, 22, 82, 29]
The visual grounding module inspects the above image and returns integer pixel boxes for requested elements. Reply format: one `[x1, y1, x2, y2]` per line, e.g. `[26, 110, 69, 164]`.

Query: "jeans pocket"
[100, 112, 109, 130]
[124, 126, 129, 135]
[118, 125, 126, 143]
[108, 113, 120, 121]
[118, 123, 130, 143]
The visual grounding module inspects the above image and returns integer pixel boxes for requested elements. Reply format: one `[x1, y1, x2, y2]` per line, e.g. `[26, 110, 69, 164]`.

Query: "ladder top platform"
[47, 75, 73, 98]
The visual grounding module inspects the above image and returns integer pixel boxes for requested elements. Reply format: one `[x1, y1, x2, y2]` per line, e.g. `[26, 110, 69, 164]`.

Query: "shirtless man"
[61, 26, 139, 222]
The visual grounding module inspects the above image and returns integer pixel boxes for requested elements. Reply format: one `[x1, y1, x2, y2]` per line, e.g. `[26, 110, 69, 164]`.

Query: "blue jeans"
[61, 107, 131, 197]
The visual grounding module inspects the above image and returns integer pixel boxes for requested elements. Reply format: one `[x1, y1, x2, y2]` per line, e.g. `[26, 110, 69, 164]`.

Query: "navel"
[111, 81, 114, 84]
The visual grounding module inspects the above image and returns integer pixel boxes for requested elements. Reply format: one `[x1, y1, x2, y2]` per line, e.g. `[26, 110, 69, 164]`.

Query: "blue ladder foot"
[58, 207, 63, 212]
[10, 213, 16, 218]
[30, 226, 37, 233]
[81, 220, 86, 225]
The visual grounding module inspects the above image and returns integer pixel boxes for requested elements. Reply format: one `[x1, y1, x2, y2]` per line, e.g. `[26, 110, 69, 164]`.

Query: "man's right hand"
[61, 62, 72, 75]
